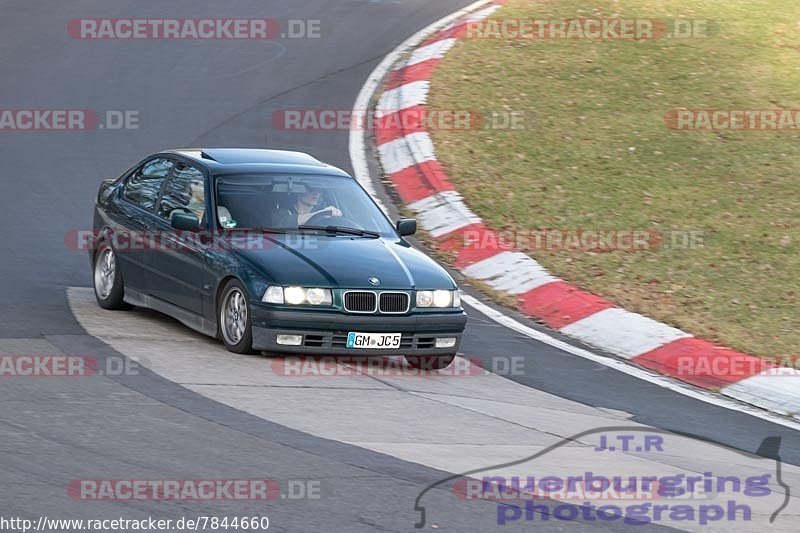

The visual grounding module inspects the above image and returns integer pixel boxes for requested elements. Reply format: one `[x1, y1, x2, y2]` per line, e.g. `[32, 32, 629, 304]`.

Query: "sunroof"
[200, 148, 324, 166]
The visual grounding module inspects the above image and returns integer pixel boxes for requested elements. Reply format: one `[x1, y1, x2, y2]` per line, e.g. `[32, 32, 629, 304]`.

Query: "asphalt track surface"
[0, 1, 798, 531]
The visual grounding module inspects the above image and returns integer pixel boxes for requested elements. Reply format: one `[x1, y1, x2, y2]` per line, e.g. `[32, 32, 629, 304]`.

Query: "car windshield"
[214, 174, 396, 236]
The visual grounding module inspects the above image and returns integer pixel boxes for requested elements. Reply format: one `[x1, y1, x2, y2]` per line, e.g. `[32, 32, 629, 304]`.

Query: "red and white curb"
[353, 0, 800, 419]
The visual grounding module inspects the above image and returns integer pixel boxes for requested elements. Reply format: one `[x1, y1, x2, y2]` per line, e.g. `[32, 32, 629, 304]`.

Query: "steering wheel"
[304, 212, 361, 229]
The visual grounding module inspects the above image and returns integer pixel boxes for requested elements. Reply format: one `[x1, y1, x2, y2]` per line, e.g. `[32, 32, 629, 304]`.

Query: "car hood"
[234, 235, 456, 289]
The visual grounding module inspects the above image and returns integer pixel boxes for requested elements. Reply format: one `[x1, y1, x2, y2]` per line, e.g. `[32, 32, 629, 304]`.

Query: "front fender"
[206, 249, 275, 322]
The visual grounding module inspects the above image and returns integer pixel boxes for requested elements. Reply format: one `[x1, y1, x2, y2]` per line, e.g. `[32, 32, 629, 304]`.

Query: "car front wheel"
[93, 243, 131, 310]
[218, 279, 255, 354]
[404, 354, 456, 371]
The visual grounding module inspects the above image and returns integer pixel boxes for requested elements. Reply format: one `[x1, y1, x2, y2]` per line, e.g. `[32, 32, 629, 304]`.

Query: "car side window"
[157, 162, 206, 224]
[123, 158, 173, 211]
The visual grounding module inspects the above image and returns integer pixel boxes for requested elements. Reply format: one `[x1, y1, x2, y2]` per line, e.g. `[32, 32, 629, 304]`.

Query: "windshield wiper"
[298, 225, 380, 238]
[234, 227, 289, 234]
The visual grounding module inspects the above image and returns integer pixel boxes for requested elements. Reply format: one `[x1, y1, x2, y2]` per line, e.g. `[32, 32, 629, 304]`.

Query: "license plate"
[346, 332, 402, 349]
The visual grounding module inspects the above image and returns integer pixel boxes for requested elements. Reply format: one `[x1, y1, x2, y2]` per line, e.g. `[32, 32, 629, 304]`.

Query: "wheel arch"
[92, 227, 115, 259]
[213, 275, 240, 337]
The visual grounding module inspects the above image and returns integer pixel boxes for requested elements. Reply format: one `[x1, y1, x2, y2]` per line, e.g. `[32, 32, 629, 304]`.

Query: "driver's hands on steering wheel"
[297, 205, 343, 225]
[323, 205, 342, 217]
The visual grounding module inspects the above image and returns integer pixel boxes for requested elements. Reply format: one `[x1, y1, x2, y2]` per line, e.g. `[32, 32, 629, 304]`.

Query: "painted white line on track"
[462, 4, 503, 22]
[402, 38, 457, 68]
[460, 294, 800, 431]
[721, 369, 800, 417]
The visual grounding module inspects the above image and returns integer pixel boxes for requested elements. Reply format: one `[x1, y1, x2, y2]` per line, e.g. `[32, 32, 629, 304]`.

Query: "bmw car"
[90, 148, 467, 369]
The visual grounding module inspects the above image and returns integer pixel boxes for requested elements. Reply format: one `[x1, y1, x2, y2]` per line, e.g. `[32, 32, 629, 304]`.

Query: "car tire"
[93, 243, 132, 310]
[218, 279, 255, 354]
[404, 354, 456, 371]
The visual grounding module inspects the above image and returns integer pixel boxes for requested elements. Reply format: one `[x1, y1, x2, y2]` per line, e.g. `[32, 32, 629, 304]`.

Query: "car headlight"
[305, 288, 327, 305]
[263, 286, 285, 304]
[263, 286, 332, 306]
[416, 289, 460, 308]
[284, 286, 306, 305]
[416, 290, 434, 307]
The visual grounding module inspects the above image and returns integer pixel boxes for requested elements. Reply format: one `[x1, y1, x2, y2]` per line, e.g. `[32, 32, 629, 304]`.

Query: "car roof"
[160, 148, 351, 178]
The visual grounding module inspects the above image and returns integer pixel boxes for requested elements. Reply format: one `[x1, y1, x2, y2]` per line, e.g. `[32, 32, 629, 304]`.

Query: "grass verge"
[428, 0, 799, 358]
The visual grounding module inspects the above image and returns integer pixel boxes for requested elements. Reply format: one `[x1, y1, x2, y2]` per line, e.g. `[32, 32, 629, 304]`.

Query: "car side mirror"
[396, 218, 417, 236]
[171, 211, 200, 230]
[97, 178, 117, 205]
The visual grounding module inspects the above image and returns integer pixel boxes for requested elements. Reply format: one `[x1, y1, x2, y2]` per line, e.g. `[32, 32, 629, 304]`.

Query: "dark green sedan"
[90, 149, 466, 369]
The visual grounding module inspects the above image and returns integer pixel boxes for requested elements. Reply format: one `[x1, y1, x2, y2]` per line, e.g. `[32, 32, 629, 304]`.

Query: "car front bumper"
[250, 305, 467, 355]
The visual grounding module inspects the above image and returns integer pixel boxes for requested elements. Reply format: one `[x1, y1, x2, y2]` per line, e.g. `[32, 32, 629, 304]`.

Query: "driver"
[275, 187, 342, 226]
